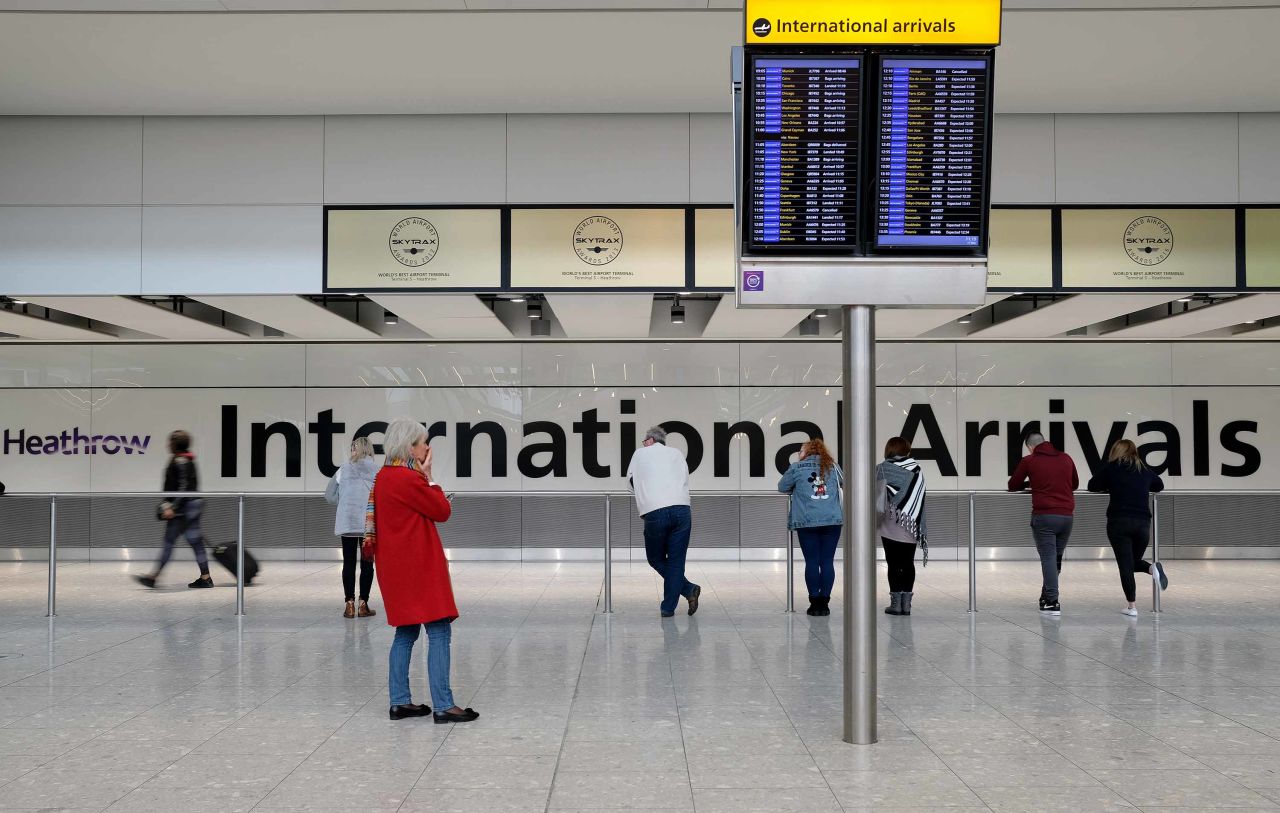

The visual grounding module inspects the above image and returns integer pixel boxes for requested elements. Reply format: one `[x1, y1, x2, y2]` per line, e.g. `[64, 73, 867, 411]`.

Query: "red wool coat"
[371, 466, 458, 627]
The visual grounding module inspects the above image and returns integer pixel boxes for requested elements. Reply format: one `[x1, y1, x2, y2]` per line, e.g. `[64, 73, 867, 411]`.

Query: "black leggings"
[882, 538, 917, 592]
[1106, 517, 1152, 603]
[341, 536, 374, 601]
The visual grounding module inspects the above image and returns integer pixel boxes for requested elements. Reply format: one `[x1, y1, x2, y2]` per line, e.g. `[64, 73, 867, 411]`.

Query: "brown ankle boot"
[343, 600, 355, 619]
[357, 600, 376, 618]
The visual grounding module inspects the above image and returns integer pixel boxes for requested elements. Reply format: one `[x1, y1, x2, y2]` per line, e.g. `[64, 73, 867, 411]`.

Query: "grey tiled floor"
[1, 557, 1280, 812]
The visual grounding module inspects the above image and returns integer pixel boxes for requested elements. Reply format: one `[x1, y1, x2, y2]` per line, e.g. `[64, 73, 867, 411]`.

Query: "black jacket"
[1087, 460, 1163, 519]
[163, 454, 199, 508]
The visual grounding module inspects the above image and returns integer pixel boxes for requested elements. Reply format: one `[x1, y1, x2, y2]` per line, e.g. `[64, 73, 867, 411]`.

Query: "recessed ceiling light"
[958, 318, 972, 324]
[1244, 320, 1257, 324]
[527, 301, 542, 319]
[509, 296, 526, 303]
[11, 299, 27, 305]
[670, 304, 686, 325]
[813, 308, 829, 319]
[383, 311, 398, 326]
[1177, 298, 1192, 303]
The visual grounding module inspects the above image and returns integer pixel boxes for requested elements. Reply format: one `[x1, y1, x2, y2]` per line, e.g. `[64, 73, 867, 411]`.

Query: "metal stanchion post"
[785, 524, 795, 613]
[968, 491, 977, 613]
[603, 493, 613, 614]
[841, 305, 877, 745]
[1151, 495, 1161, 614]
[235, 494, 245, 617]
[46, 494, 57, 618]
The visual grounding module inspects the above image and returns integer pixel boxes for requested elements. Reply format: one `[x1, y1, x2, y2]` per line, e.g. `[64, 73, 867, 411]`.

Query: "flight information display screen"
[745, 55, 861, 253]
[873, 56, 991, 250]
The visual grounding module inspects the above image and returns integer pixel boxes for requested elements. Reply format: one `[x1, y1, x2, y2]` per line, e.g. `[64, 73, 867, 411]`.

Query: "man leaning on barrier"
[1008, 431, 1079, 618]
[626, 426, 701, 618]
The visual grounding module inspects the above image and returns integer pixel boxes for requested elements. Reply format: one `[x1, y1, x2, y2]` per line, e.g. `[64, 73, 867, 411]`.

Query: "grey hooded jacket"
[325, 458, 378, 537]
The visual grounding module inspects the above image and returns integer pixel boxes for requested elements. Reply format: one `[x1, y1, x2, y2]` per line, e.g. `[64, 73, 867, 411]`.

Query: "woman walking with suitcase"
[325, 436, 379, 619]
[135, 430, 212, 589]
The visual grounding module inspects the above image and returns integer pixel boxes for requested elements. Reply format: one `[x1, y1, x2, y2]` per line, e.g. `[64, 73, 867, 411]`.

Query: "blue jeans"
[388, 620, 455, 710]
[796, 524, 841, 598]
[643, 505, 697, 614]
[157, 499, 209, 575]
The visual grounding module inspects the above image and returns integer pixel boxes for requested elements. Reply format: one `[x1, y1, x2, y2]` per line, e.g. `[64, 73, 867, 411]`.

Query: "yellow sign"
[988, 209, 1053, 289]
[745, 0, 1001, 46]
[326, 208, 502, 290]
[510, 209, 686, 289]
[1246, 209, 1280, 287]
[1061, 209, 1235, 289]
[694, 209, 735, 289]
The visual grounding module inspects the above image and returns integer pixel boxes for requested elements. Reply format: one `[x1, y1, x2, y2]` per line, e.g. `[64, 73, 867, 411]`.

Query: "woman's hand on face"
[421, 446, 433, 482]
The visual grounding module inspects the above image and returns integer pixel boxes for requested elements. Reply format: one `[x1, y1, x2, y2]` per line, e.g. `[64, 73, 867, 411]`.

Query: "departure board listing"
[874, 57, 990, 250]
[747, 56, 861, 252]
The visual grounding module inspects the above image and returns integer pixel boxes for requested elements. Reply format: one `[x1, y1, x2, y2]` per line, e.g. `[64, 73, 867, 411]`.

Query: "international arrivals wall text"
[741, 0, 999, 258]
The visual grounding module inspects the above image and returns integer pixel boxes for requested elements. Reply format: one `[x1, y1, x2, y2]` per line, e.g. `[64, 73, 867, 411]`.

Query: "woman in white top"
[325, 437, 379, 619]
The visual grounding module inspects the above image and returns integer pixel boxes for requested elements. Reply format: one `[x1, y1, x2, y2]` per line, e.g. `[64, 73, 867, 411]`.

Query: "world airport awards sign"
[735, 0, 999, 308]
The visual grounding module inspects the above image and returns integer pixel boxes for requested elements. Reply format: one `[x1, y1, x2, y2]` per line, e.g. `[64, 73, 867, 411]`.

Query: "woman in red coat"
[370, 418, 478, 724]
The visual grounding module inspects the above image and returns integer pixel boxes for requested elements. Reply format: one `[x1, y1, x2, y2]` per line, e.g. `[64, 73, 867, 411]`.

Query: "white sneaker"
[1121, 607, 1138, 617]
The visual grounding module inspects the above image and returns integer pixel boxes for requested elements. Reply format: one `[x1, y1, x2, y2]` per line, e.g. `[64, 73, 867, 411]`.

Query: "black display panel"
[873, 56, 992, 251]
[745, 54, 861, 253]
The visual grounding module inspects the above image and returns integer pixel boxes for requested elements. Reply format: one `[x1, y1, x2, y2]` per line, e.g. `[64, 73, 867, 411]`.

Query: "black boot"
[818, 596, 831, 616]
[806, 596, 820, 616]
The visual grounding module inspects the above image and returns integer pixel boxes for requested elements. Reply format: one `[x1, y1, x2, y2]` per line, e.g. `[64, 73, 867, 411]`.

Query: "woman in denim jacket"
[778, 438, 843, 616]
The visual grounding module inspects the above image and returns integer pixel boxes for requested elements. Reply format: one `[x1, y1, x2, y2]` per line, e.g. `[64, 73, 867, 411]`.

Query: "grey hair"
[1025, 432, 1046, 449]
[349, 436, 375, 463]
[644, 425, 667, 444]
[383, 418, 427, 463]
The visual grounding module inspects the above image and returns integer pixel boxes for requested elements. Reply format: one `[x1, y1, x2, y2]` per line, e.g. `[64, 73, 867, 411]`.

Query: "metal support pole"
[968, 491, 977, 613]
[842, 305, 877, 745]
[785, 528, 795, 613]
[46, 494, 57, 618]
[603, 493, 613, 614]
[1151, 495, 1161, 614]
[235, 495, 245, 617]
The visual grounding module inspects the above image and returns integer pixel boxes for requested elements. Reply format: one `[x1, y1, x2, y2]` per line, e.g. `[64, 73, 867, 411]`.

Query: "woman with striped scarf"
[876, 437, 929, 616]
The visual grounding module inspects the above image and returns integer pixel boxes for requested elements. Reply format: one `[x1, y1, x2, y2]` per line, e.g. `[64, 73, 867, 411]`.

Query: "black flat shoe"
[687, 585, 701, 616]
[188, 576, 213, 589]
[389, 703, 431, 720]
[433, 708, 479, 724]
[135, 575, 157, 589]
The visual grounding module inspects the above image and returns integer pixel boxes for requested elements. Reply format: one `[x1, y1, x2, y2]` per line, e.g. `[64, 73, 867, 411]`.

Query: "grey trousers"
[1031, 514, 1073, 602]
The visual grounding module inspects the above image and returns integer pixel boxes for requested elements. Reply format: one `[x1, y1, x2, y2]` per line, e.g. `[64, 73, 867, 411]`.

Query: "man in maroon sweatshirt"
[1008, 432, 1079, 616]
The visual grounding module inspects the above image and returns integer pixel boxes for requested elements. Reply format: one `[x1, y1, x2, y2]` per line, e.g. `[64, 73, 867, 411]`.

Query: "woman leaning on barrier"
[778, 437, 844, 616]
[1087, 439, 1169, 617]
[876, 437, 928, 617]
[367, 418, 478, 724]
[325, 436, 379, 619]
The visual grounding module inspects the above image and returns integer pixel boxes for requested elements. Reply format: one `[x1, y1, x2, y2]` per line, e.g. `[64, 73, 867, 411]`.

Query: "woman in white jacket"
[325, 436, 379, 619]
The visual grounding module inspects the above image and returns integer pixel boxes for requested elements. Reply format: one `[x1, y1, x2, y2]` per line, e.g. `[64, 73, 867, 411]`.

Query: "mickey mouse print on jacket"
[779, 456, 844, 530]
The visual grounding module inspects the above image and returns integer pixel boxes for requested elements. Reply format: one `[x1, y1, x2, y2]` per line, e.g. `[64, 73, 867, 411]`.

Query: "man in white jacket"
[626, 426, 700, 617]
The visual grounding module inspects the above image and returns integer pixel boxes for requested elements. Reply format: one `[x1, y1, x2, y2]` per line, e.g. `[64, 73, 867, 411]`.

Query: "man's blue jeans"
[388, 620, 455, 711]
[643, 504, 697, 614]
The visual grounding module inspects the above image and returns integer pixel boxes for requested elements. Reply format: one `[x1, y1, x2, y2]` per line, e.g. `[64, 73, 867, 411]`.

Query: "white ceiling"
[545, 294, 654, 339]
[3, 292, 1279, 340]
[0, 307, 116, 339]
[967, 293, 1190, 338]
[369, 294, 511, 339]
[701, 296, 810, 338]
[192, 295, 377, 338]
[1102, 294, 1280, 338]
[876, 296, 1008, 339]
[24, 295, 246, 339]
[3, 5, 1280, 114]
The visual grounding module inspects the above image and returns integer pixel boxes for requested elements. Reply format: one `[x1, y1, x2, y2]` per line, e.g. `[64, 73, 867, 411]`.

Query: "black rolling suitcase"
[212, 542, 259, 585]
